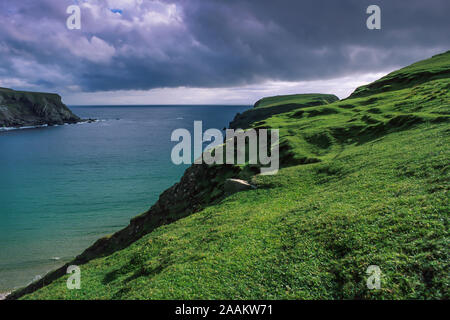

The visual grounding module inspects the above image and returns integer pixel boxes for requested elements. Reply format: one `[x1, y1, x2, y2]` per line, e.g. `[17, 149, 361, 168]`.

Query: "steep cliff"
[0, 87, 81, 127]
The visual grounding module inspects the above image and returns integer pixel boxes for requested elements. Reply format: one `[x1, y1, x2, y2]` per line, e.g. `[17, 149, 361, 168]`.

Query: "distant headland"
[0, 87, 85, 128]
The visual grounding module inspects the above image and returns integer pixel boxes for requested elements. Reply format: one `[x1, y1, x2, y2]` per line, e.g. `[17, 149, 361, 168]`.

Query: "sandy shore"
[0, 292, 11, 300]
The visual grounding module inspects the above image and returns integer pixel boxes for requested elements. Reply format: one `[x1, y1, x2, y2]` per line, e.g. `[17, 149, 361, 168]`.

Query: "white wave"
[0, 124, 48, 131]
[0, 120, 104, 132]
[77, 119, 105, 125]
[32, 274, 42, 282]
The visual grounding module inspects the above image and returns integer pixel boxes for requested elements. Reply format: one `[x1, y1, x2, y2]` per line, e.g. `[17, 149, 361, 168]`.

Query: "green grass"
[21, 52, 450, 300]
[230, 93, 339, 130]
[351, 50, 450, 98]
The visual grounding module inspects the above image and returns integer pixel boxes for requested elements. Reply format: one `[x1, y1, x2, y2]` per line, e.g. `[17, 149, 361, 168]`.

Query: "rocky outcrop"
[0, 87, 81, 127]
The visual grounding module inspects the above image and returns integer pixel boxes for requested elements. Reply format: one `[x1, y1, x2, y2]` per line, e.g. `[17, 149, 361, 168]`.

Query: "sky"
[0, 0, 449, 105]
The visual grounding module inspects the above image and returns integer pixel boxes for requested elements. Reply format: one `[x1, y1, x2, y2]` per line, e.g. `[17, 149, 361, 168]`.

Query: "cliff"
[0, 87, 81, 127]
[9, 51, 450, 300]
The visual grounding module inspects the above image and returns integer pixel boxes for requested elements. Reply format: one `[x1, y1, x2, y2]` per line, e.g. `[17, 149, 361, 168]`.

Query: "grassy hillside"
[230, 93, 339, 129]
[350, 50, 450, 98]
[20, 52, 449, 299]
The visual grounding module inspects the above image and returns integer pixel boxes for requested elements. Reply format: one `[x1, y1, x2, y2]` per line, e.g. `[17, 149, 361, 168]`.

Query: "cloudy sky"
[0, 0, 448, 105]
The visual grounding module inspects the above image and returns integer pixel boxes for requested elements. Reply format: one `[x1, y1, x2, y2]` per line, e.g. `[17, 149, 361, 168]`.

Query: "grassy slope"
[24, 52, 449, 299]
[351, 50, 450, 98]
[230, 93, 339, 130]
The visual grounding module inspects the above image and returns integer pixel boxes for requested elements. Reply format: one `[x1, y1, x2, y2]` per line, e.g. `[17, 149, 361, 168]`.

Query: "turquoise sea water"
[0, 105, 249, 292]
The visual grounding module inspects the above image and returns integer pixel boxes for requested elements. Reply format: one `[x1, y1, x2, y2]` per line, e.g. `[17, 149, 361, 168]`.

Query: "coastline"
[1, 105, 249, 300]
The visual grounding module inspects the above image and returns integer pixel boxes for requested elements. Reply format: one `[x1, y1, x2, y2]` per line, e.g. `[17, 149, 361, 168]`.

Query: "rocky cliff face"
[0, 87, 81, 127]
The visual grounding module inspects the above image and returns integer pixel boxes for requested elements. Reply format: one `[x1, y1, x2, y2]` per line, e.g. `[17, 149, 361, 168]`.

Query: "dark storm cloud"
[0, 0, 448, 92]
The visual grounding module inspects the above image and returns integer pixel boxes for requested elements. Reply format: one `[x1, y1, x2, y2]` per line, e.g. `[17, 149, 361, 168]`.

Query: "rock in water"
[0, 87, 81, 128]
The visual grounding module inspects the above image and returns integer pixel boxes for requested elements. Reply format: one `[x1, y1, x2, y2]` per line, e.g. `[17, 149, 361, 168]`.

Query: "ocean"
[0, 105, 250, 292]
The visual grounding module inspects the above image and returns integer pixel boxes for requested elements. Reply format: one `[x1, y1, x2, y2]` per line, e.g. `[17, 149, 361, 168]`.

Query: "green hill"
[11, 51, 450, 300]
[254, 93, 339, 109]
[230, 93, 339, 130]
